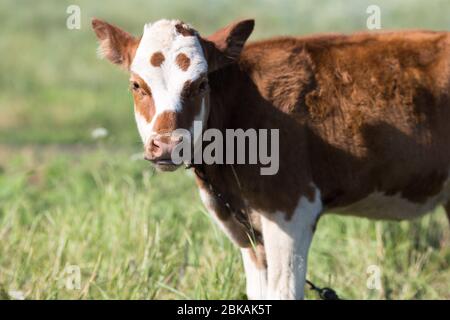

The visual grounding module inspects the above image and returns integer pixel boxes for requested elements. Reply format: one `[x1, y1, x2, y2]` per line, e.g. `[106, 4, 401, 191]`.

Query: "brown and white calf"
[92, 18, 450, 299]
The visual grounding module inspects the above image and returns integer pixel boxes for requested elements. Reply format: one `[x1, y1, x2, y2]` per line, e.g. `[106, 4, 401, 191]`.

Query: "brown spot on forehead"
[175, 23, 196, 37]
[175, 53, 191, 71]
[150, 51, 165, 67]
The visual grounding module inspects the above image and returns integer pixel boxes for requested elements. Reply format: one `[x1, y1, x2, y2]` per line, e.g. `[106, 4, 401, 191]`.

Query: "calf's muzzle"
[144, 134, 182, 171]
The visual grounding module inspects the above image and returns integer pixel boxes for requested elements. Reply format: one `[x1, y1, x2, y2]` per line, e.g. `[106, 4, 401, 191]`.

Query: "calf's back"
[240, 31, 450, 218]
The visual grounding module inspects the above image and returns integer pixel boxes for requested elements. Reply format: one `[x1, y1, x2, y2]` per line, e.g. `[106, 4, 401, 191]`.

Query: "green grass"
[0, 0, 449, 299]
[0, 147, 448, 299]
[0, 147, 245, 299]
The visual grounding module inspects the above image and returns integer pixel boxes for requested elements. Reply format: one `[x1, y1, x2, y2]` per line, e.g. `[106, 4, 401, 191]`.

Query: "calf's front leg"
[198, 182, 268, 299]
[261, 191, 322, 299]
[241, 243, 267, 300]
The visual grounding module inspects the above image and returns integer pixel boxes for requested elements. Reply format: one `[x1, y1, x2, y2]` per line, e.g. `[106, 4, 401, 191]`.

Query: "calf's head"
[92, 18, 254, 171]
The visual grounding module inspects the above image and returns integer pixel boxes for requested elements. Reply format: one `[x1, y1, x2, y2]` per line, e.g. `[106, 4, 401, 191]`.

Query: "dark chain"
[186, 163, 340, 300]
[305, 280, 341, 300]
[186, 163, 263, 244]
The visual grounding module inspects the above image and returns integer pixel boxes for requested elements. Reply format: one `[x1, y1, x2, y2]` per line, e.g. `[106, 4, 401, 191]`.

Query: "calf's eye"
[198, 80, 208, 94]
[131, 81, 140, 90]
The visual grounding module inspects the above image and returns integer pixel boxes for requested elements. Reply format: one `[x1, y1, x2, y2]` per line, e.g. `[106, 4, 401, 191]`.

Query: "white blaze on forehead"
[130, 19, 207, 115]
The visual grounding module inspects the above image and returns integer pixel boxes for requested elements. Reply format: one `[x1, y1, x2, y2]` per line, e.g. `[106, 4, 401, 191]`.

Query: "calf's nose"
[144, 136, 181, 162]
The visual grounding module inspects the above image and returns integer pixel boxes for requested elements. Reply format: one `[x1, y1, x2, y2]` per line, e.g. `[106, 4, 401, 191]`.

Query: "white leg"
[241, 244, 267, 300]
[261, 189, 322, 299]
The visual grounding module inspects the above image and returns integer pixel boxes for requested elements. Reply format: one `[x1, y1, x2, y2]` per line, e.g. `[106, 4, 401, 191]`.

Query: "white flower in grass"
[8, 290, 25, 300]
[91, 127, 108, 140]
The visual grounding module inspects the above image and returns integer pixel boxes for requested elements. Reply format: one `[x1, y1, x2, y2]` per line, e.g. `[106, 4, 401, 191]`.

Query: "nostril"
[149, 138, 163, 158]
[150, 139, 163, 155]
[151, 139, 161, 149]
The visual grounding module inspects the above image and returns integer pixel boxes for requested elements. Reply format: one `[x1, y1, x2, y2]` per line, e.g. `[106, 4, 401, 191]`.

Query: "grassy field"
[0, 0, 449, 299]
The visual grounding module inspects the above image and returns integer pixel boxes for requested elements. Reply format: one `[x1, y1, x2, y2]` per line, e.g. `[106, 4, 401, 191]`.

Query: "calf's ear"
[91, 18, 140, 70]
[201, 19, 254, 72]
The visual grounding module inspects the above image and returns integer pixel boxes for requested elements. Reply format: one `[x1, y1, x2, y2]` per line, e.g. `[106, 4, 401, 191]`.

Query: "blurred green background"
[0, 0, 449, 299]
